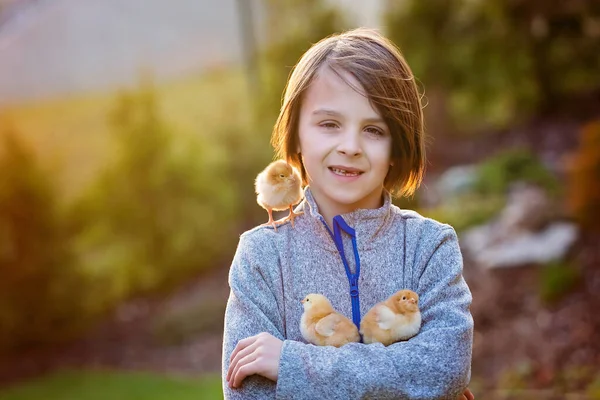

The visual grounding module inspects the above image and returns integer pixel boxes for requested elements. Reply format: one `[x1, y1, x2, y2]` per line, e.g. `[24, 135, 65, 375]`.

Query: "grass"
[0, 370, 223, 400]
[0, 66, 249, 201]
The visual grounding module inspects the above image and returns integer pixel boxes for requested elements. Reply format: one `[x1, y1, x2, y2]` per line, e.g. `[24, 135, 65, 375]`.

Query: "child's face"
[297, 66, 392, 217]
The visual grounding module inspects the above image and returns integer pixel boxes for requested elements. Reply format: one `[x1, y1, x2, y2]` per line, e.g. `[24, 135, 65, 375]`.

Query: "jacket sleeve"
[275, 227, 474, 400]
[222, 231, 285, 399]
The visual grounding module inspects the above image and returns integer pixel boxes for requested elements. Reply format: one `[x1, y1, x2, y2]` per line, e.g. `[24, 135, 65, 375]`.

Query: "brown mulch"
[466, 233, 600, 391]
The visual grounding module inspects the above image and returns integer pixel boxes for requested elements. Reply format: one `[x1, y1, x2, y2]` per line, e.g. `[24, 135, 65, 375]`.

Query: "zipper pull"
[350, 277, 359, 297]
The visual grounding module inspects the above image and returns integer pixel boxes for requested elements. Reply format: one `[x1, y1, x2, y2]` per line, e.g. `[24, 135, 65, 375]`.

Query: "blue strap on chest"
[320, 215, 362, 331]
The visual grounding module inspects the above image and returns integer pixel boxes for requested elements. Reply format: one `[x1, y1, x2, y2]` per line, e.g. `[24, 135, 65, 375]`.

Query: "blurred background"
[0, 0, 599, 399]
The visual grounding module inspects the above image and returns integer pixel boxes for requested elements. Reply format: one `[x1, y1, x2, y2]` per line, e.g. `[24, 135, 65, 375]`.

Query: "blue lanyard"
[320, 215, 362, 331]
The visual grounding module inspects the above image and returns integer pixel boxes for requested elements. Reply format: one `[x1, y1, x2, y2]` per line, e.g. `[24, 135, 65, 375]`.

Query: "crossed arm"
[222, 229, 475, 399]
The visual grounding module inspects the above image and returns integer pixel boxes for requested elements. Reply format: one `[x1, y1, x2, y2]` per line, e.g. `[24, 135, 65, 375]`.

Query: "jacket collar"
[297, 186, 394, 252]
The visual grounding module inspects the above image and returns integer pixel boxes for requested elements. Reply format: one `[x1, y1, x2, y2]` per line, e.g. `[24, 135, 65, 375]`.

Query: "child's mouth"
[329, 167, 363, 177]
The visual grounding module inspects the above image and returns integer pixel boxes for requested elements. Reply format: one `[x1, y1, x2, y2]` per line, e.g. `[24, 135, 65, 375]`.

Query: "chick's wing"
[315, 313, 344, 337]
[376, 305, 396, 330]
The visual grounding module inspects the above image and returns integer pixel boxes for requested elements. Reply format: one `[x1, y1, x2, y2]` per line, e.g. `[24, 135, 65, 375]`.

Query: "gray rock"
[460, 182, 577, 269]
[462, 222, 578, 269]
[499, 182, 554, 233]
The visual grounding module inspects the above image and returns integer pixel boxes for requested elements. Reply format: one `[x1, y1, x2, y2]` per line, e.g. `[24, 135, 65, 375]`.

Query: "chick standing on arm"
[255, 160, 303, 231]
[300, 293, 360, 347]
[360, 289, 422, 346]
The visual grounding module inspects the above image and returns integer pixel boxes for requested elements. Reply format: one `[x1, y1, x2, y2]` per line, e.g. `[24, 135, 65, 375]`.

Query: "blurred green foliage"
[473, 148, 560, 197]
[0, 0, 351, 347]
[0, 370, 222, 400]
[497, 360, 533, 393]
[588, 373, 600, 400]
[556, 365, 598, 394]
[567, 120, 600, 232]
[68, 80, 238, 313]
[0, 127, 87, 352]
[0, 75, 256, 350]
[538, 260, 581, 305]
[422, 193, 505, 233]
[257, 0, 347, 125]
[385, 0, 600, 132]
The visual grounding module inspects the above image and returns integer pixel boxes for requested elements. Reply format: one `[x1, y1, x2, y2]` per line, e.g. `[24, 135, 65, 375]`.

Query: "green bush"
[0, 127, 87, 351]
[421, 193, 505, 233]
[69, 81, 239, 314]
[538, 260, 581, 305]
[473, 148, 560, 197]
[384, 0, 600, 131]
[257, 0, 347, 125]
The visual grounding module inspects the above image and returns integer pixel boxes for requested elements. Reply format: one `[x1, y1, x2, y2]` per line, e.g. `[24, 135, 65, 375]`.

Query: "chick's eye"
[279, 174, 285, 178]
[402, 296, 406, 300]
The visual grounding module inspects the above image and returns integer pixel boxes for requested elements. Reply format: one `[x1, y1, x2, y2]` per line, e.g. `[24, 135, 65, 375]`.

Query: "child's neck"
[313, 189, 385, 230]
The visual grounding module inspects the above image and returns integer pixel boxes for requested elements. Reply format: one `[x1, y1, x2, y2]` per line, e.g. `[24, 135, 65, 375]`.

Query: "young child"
[222, 28, 474, 399]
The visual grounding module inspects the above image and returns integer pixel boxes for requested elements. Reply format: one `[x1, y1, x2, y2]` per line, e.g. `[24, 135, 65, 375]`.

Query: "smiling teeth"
[331, 168, 360, 176]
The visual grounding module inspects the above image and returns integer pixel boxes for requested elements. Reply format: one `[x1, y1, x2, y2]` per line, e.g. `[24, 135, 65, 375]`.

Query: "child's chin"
[327, 191, 367, 207]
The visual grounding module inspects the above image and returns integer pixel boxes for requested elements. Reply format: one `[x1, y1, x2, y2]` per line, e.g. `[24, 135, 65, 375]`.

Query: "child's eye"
[319, 122, 339, 130]
[365, 126, 384, 137]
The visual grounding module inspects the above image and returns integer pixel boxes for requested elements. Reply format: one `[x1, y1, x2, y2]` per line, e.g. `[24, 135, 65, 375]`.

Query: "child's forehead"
[302, 66, 380, 118]
[310, 66, 364, 95]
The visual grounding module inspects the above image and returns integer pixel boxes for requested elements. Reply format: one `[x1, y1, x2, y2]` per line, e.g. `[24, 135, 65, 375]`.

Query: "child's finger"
[229, 335, 256, 362]
[227, 340, 259, 382]
[232, 355, 260, 388]
[465, 388, 475, 400]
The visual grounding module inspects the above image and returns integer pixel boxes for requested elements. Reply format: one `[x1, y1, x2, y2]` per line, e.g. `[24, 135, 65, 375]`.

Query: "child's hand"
[458, 388, 475, 400]
[227, 332, 283, 388]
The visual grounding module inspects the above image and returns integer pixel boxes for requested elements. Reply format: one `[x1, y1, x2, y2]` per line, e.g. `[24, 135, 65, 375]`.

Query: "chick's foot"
[282, 205, 304, 228]
[260, 208, 281, 232]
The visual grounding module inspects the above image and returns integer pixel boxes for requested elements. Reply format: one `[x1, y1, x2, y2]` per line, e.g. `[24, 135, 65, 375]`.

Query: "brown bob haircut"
[271, 28, 426, 197]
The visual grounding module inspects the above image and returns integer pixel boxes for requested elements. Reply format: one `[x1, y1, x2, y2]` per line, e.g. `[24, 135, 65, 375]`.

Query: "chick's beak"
[301, 299, 305, 304]
[409, 298, 416, 304]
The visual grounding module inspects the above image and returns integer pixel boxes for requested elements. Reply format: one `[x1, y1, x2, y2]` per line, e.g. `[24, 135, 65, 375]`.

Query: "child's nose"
[337, 131, 362, 157]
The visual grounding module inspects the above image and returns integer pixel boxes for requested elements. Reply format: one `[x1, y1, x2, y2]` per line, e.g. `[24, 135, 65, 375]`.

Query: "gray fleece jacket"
[222, 187, 473, 399]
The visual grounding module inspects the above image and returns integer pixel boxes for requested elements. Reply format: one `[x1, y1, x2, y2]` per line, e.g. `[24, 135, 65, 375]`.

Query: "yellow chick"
[300, 294, 360, 347]
[255, 160, 303, 231]
[360, 289, 421, 346]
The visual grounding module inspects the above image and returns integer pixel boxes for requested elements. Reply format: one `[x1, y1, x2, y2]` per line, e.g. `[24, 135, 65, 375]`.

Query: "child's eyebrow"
[312, 108, 386, 124]
[312, 108, 342, 117]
